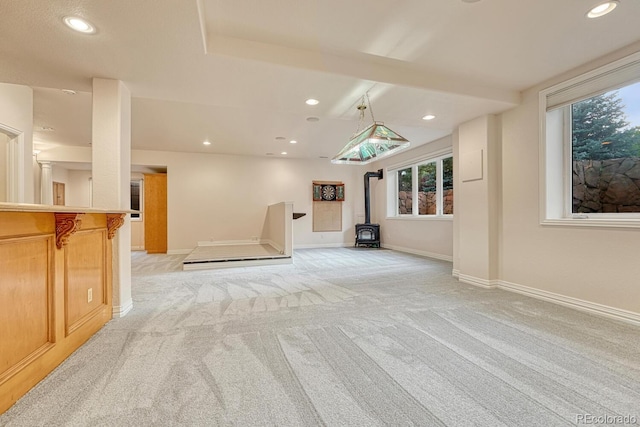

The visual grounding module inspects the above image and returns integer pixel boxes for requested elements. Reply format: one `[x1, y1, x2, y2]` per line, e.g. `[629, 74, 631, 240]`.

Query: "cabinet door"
[143, 174, 167, 253]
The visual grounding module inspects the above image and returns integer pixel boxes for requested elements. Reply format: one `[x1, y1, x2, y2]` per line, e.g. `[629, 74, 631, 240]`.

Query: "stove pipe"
[364, 169, 383, 224]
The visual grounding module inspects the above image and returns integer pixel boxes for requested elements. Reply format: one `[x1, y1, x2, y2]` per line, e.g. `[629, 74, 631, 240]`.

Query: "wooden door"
[53, 182, 65, 206]
[143, 174, 167, 253]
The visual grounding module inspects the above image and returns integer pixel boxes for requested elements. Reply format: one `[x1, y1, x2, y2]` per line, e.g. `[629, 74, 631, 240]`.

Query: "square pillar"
[454, 115, 501, 287]
[91, 78, 132, 317]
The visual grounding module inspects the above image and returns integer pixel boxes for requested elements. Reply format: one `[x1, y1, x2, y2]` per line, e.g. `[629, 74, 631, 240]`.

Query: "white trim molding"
[167, 249, 192, 255]
[458, 273, 499, 289]
[498, 280, 640, 326]
[452, 269, 460, 278]
[382, 244, 453, 262]
[456, 273, 640, 326]
[113, 300, 133, 318]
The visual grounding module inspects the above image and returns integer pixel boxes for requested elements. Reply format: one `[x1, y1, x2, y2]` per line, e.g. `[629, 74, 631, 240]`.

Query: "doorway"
[0, 124, 22, 203]
[53, 181, 65, 206]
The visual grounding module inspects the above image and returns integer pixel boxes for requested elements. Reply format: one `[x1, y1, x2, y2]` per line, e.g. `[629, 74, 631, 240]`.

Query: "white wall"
[369, 136, 454, 260]
[132, 149, 364, 252]
[66, 170, 92, 207]
[499, 44, 640, 316]
[51, 164, 69, 185]
[0, 133, 7, 201]
[0, 83, 34, 203]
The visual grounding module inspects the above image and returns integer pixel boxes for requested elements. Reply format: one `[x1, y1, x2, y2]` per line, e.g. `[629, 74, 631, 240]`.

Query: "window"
[131, 179, 142, 220]
[388, 152, 454, 218]
[541, 51, 640, 227]
[397, 167, 412, 214]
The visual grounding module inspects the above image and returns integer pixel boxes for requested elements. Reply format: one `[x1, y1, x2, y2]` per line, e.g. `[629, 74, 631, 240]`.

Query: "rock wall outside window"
[398, 189, 454, 215]
[572, 158, 640, 213]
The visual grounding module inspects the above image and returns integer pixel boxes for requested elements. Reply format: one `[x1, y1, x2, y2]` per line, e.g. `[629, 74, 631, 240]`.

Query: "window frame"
[130, 179, 143, 221]
[386, 148, 454, 220]
[539, 51, 640, 229]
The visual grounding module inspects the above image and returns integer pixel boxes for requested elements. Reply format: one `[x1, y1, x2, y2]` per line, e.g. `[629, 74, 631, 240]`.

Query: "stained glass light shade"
[331, 122, 410, 165]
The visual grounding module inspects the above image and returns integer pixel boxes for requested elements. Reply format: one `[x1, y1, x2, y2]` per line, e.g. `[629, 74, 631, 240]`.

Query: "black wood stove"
[355, 169, 383, 248]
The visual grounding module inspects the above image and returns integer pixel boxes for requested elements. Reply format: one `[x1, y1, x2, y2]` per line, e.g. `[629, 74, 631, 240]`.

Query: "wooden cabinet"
[144, 174, 167, 253]
[0, 206, 125, 414]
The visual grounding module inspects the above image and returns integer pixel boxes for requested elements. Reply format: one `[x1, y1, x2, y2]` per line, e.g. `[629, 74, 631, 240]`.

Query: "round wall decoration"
[322, 185, 336, 201]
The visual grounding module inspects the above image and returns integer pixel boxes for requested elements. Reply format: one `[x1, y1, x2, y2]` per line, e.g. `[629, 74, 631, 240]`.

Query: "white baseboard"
[167, 249, 192, 255]
[381, 243, 453, 262]
[452, 269, 460, 278]
[458, 273, 498, 289]
[497, 280, 640, 326]
[113, 300, 133, 318]
[262, 239, 285, 254]
[293, 242, 350, 249]
[456, 273, 640, 326]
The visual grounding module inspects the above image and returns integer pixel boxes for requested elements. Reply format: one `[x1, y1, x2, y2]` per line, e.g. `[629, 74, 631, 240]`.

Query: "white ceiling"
[2, 0, 640, 160]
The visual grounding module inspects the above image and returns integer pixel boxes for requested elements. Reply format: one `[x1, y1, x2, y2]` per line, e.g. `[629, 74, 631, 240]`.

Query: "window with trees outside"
[390, 153, 453, 218]
[541, 52, 640, 227]
[571, 83, 640, 213]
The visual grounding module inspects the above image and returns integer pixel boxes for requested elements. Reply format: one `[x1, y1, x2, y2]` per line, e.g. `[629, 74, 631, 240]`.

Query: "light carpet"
[1, 248, 639, 426]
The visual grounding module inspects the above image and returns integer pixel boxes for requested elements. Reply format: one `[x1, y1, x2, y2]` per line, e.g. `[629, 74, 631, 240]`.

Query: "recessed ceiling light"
[290, 140, 297, 144]
[266, 152, 274, 156]
[306, 116, 320, 122]
[61, 89, 76, 95]
[275, 136, 286, 141]
[319, 156, 328, 159]
[202, 141, 211, 146]
[281, 152, 287, 155]
[305, 99, 319, 106]
[422, 114, 436, 121]
[37, 126, 55, 132]
[63, 16, 96, 34]
[587, 1, 618, 18]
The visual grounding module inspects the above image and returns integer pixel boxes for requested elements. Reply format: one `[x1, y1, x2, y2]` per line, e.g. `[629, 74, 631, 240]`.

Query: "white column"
[91, 78, 133, 317]
[40, 161, 53, 205]
[454, 115, 500, 287]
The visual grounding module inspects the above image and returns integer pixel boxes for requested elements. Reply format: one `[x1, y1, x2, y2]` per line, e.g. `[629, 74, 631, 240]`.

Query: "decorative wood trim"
[312, 181, 344, 202]
[54, 213, 83, 249]
[106, 213, 126, 239]
[0, 211, 115, 415]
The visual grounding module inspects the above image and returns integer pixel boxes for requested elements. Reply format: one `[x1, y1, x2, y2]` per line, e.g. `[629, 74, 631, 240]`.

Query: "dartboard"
[321, 185, 336, 201]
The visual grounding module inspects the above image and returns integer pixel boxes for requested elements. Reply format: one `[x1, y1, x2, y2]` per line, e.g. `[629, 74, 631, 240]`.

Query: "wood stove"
[355, 223, 380, 247]
[355, 169, 383, 248]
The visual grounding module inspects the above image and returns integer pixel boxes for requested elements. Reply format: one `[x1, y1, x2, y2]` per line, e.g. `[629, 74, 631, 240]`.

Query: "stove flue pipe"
[364, 169, 383, 224]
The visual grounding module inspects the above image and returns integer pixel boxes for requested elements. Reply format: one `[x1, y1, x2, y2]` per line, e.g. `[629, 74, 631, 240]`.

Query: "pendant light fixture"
[332, 93, 410, 165]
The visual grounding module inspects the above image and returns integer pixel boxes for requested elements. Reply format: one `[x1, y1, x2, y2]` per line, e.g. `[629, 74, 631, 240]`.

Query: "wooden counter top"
[0, 202, 133, 214]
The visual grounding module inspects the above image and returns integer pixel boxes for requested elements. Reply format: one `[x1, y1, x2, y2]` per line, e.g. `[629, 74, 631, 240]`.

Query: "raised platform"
[182, 243, 292, 271]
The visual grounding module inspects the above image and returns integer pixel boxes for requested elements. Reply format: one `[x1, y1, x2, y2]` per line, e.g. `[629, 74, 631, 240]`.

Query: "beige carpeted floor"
[1, 248, 639, 426]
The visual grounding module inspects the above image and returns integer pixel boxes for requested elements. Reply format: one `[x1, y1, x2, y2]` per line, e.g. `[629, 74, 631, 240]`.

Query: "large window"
[541, 52, 640, 227]
[571, 83, 640, 214]
[388, 152, 453, 218]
